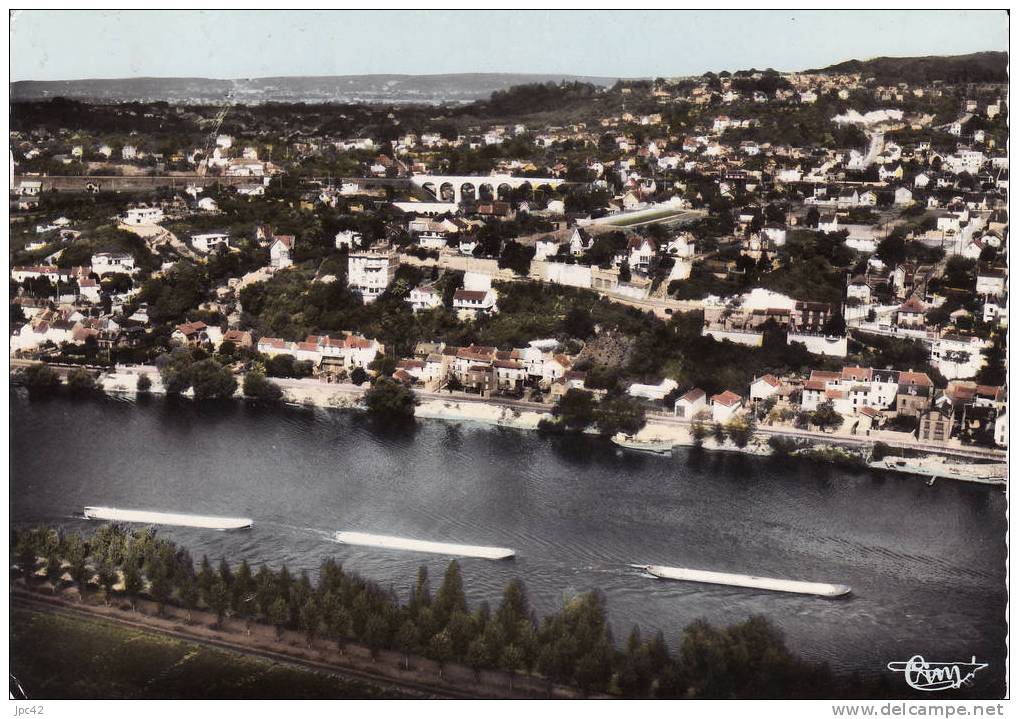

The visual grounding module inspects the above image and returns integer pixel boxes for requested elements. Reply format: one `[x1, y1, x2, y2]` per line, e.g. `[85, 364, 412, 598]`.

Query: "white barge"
[642, 564, 851, 598]
[334, 531, 515, 560]
[83, 506, 253, 530]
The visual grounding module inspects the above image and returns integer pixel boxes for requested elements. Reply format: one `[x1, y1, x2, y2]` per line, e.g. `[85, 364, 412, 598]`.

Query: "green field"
[10, 608, 410, 699]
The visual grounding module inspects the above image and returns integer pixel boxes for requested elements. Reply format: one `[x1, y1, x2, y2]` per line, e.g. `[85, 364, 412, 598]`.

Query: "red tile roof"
[711, 390, 742, 407]
[680, 388, 706, 403]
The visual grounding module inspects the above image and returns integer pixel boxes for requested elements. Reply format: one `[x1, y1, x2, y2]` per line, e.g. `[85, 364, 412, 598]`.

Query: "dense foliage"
[13, 524, 891, 698]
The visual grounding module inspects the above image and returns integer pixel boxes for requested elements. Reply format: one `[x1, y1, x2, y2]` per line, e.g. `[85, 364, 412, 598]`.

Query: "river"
[9, 391, 1007, 695]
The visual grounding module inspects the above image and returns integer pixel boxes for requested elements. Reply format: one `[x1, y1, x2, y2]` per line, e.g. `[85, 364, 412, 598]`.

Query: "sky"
[9, 10, 1010, 82]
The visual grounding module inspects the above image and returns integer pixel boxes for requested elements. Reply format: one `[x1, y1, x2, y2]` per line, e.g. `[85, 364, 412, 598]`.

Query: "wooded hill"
[808, 51, 1007, 84]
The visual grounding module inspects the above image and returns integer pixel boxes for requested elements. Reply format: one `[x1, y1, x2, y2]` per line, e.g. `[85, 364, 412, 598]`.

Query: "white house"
[91, 252, 136, 276]
[710, 390, 744, 423]
[534, 237, 561, 261]
[406, 284, 443, 313]
[975, 269, 1006, 298]
[197, 197, 219, 212]
[453, 288, 498, 320]
[18, 180, 42, 196]
[893, 187, 914, 206]
[627, 378, 678, 401]
[843, 224, 880, 253]
[237, 184, 266, 197]
[416, 232, 447, 251]
[334, 230, 362, 250]
[818, 214, 839, 234]
[847, 276, 872, 303]
[749, 374, 782, 402]
[269, 235, 295, 270]
[626, 237, 657, 272]
[666, 233, 696, 258]
[569, 228, 594, 256]
[191, 232, 231, 254]
[931, 334, 989, 380]
[348, 247, 397, 303]
[673, 388, 707, 419]
[12, 265, 72, 284]
[77, 278, 101, 303]
[122, 205, 163, 225]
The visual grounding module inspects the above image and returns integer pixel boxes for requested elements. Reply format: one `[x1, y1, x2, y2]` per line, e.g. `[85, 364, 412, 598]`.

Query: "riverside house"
[673, 388, 707, 419]
[256, 332, 383, 372]
[710, 390, 743, 423]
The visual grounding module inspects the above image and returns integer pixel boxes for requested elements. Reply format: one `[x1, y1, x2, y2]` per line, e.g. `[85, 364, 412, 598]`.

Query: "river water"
[9, 392, 1007, 694]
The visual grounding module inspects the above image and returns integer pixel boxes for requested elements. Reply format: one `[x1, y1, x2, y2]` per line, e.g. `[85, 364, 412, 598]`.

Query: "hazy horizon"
[7, 48, 1008, 85]
[10, 10, 1009, 83]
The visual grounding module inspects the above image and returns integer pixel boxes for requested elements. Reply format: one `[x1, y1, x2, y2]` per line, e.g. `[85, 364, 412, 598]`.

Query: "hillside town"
[10, 62, 1009, 469]
[10, 5, 1017, 708]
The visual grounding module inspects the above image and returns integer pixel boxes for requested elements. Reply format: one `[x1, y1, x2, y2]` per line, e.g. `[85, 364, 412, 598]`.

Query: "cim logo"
[887, 655, 988, 692]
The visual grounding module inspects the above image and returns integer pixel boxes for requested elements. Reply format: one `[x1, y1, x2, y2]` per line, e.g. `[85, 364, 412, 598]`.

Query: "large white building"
[191, 232, 231, 254]
[91, 252, 136, 276]
[122, 206, 163, 225]
[348, 247, 398, 303]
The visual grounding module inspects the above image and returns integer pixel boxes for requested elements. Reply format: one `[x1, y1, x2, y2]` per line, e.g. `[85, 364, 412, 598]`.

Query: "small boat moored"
[83, 506, 253, 530]
[640, 564, 851, 598]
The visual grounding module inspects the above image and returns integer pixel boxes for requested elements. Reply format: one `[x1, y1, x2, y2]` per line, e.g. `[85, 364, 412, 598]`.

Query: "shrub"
[66, 367, 99, 395]
[767, 435, 802, 456]
[349, 366, 369, 386]
[364, 378, 418, 422]
[24, 364, 60, 394]
[189, 359, 238, 400]
[243, 371, 283, 401]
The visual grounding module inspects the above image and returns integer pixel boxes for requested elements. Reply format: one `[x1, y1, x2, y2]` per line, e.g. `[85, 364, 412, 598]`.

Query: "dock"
[642, 564, 851, 598]
[334, 531, 515, 560]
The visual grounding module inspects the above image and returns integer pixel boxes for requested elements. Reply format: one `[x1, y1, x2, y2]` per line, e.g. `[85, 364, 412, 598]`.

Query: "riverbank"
[12, 588, 582, 699]
[92, 366, 1007, 485]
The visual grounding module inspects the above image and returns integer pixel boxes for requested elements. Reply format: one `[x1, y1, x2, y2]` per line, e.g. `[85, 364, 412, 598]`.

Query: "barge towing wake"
[639, 564, 851, 598]
[335, 531, 515, 560]
[83, 506, 253, 530]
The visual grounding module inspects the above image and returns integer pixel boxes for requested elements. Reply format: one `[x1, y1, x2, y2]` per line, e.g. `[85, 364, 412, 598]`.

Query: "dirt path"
[12, 588, 593, 700]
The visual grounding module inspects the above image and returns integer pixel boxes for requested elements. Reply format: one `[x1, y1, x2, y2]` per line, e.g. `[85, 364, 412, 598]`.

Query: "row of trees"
[12, 523, 850, 698]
